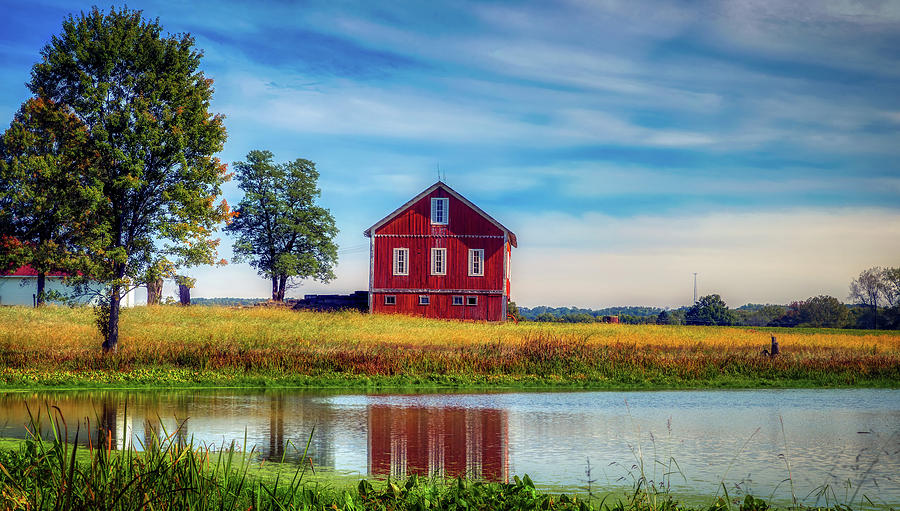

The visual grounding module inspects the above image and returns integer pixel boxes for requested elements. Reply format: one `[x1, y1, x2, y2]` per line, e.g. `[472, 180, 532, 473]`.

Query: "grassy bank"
[0, 305, 898, 389]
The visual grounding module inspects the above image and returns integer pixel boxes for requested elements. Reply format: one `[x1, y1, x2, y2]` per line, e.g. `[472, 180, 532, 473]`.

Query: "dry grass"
[0, 305, 897, 388]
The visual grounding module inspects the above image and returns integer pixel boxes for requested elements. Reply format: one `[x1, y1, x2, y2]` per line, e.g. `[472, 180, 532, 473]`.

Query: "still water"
[0, 389, 897, 506]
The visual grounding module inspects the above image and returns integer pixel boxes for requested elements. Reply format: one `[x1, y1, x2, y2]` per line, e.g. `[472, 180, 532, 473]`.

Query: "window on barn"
[393, 248, 409, 276]
[452, 295, 463, 306]
[466, 296, 478, 306]
[384, 295, 396, 305]
[431, 198, 449, 225]
[431, 248, 447, 275]
[419, 295, 430, 305]
[468, 249, 484, 276]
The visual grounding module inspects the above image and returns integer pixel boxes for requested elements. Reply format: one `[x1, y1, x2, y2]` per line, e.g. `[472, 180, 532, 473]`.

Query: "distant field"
[0, 305, 897, 388]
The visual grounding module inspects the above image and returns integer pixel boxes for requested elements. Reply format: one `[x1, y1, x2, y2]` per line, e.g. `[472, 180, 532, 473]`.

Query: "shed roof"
[1, 265, 69, 277]
[364, 181, 517, 247]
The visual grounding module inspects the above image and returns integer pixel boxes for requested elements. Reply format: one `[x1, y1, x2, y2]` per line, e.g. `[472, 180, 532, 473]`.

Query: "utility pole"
[693, 272, 698, 304]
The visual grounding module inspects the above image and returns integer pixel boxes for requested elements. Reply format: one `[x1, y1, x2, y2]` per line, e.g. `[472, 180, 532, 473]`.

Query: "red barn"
[364, 181, 516, 321]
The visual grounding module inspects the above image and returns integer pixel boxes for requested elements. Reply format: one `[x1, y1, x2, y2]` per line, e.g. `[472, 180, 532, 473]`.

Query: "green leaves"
[225, 150, 339, 301]
[17, 6, 229, 345]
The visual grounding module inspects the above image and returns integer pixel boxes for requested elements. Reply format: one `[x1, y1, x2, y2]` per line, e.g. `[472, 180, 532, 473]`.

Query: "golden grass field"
[0, 305, 898, 388]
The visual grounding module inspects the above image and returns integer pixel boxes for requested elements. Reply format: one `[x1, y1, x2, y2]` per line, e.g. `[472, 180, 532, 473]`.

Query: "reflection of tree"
[367, 405, 508, 481]
[98, 398, 117, 450]
[268, 394, 285, 461]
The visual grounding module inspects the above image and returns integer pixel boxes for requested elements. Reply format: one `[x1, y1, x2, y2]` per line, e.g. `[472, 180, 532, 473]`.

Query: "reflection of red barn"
[364, 181, 516, 321]
[367, 405, 508, 481]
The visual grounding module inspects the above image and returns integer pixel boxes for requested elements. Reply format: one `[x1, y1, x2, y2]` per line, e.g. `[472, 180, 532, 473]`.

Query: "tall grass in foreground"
[0, 306, 898, 388]
[0, 407, 873, 511]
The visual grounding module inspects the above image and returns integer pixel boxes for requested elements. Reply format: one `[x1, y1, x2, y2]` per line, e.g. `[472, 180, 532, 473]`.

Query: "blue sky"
[1, 0, 899, 307]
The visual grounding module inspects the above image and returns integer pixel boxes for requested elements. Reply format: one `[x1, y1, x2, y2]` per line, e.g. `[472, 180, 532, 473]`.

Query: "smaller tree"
[175, 275, 195, 306]
[799, 295, 849, 328]
[656, 310, 670, 325]
[881, 267, 900, 308]
[0, 98, 105, 305]
[507, 301, 523, 322]
[226, 150, 338, 301]
[849, 267, 882, 329]
[685, 294, 735, 326]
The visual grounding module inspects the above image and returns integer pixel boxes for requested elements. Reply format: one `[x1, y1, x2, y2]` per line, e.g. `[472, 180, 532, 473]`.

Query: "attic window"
[431, 198, 449, 225]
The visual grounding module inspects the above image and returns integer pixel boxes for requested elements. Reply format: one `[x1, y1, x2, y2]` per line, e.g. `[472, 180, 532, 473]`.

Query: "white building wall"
[0, 277, 136, 307]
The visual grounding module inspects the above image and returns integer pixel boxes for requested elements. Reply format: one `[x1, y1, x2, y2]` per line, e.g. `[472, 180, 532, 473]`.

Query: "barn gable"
[364, 181, 517, 246]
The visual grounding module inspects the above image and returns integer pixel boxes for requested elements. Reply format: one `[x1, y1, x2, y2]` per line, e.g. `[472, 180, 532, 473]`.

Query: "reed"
[0, 306, 897, 389]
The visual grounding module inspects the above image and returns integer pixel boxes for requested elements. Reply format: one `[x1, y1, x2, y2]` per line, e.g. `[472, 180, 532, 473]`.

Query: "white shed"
[0, 266, 136, 307]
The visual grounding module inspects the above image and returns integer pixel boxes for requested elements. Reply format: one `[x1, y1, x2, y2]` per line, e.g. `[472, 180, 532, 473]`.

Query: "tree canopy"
[0, 97, 106, 304]
[26, 6, 231, 350]
[225, 150, 338, 301]
[685, 294, 735, 326]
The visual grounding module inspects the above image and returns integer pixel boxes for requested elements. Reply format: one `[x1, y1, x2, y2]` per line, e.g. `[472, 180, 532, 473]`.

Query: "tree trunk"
[271, 275, 287, 301]
[146, 277, 163, 305]
[179, 284, 191, 306]
[278, 275, 287, 301]
[36, 272, 46, 307]
[103, 284, 121, 353]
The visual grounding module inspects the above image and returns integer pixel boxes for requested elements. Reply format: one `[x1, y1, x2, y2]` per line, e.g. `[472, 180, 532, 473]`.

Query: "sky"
[1, 0, 899, 308]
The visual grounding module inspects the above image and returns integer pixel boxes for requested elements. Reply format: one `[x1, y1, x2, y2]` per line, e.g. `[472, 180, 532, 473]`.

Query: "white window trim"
[431, 247, 447, 275]
[466, 296, 478, 306]
[431, 197, 449, 225]
[452, 295, 464, 306]
[393, 248, 409, 276]
[419, 295, 430, 305]
[468, 249, 484, 277]
[384, 295, 396, 305]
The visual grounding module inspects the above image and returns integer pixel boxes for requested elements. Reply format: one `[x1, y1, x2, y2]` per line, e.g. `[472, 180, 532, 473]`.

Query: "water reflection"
[0, 389, 897, 507]
[367, 405, 508, 480]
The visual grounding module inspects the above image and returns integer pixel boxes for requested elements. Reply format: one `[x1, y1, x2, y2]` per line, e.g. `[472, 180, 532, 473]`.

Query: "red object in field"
[364, 181, 517, 321]
[3, 265, 69, 277]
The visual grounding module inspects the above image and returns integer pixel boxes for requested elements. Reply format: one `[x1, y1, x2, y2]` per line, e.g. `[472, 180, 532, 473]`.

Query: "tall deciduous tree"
[28, 7, 231, 350]
[685, 294, 735, 326]
[849, 267, 882, 329]
[0, 97, 105, 305]
[225, 150, 338, 301]
[881, 267, 900, 308]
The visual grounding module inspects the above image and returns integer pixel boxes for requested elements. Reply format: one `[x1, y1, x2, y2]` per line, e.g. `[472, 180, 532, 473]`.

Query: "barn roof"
[1, 265, 69, 277]
[364, 181, 517, 247]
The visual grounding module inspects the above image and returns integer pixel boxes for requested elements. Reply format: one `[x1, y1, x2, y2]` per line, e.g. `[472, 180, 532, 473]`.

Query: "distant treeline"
[514, 265, 900, 330]
[516, 301, 899, 329]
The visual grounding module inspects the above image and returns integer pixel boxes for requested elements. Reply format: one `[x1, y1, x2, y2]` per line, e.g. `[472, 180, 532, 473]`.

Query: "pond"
[0, 388, 897, 507]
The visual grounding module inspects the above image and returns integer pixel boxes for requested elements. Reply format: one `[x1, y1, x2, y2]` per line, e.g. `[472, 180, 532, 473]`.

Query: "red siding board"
[368, 184, 512, 322]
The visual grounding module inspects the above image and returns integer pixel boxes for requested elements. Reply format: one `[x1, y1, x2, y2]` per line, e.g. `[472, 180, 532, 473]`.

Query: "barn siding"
[373, 236, 504, 291]
[372, 293, 503, 321]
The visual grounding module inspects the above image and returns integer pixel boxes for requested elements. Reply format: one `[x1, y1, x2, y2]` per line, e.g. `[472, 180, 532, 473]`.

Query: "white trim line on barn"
[372, 288, 504, 295]
[372, 234, 504, 239]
